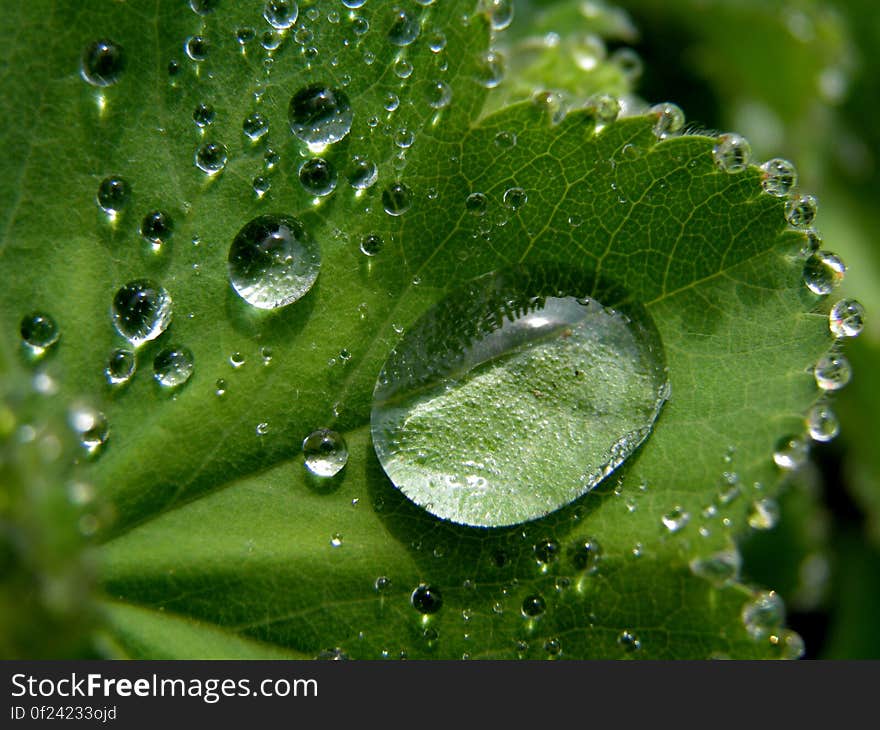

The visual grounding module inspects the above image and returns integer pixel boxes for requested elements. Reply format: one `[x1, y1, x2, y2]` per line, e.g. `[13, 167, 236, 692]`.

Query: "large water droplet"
[481, 0, 514, 30]
[20, 312, 60, 356]
[288, 84, 353, 146]
[370, 266, 669, 527]
[227, 214, 320, 310]
[475, 50, 506, 88]
[81, 39, 125, 87]
[689, 548, 741, 586]
[153, 346, 194, 388]
[298, 158, 337, 196]
[111, 280, 172, 347]
[302, 428, 348, 477]
[193, 103, 215, 127]
[748, 497, 779, 530]
[263, 0, 298, 29]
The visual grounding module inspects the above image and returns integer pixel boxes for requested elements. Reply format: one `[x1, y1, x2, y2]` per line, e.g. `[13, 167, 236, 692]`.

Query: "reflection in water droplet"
[760, 159, 797, 197]
[742, 591, 784, 639]
[81, 39, 125, 87]
[829, 299, 865, 338]
[298, 158, 337, 196]
[426, 80, 452, 109]
[650, 103, 685, 138]
[382, 183, 412, 216]
[105, 348, 135, 385]
[713, 133, 751, 173]
[411, 584, 443, 614]
[228, 214, 320, 310]
[303, 428, 348, 477]
[803, 252, 845, 295]
[97, 177, 130, 215]
[153, 346, 194, 388]
[111, 280, 172, 347]
[370, 266, 669, 527]
[289, 84, 353, 146]
[263, 0, 298, 29]
[814, 353, 851, 392]
[785, 194, 818, 229]
[773, 435, 809, 470]
[807, 403, 839, 442]
[20, 312, 60, 356]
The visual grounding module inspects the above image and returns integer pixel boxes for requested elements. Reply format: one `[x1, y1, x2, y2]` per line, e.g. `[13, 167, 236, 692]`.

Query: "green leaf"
[1, 0, 840, 658]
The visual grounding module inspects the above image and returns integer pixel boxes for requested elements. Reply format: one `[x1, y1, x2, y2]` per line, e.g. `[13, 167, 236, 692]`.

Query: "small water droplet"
[494, 130, 517, 148]
[394, 127, 414, 149]
[192, 103, 215, 128]
[81, 39, 125, 87]
[618, 630, 641, 653]
[806, 403, 839, 442]
[111, 280, 172, 347]
[348, 155, 378, 189]
[502, 187, 527, 211]
[105, 348, 135, 385]
[773, 435, 809, 470]
[393, 58, 414, 79]
[785, 194, 818, 229]
[475, 50, 505, 88]
[411, 584, 443, 614]
[298, 157, 337, 196]
[228, 214, 320, 310]
[650, 103, 685, 138]
[748, 498, 780, 530]
[428, 30, 447, 52]
[20, 312, 60, 357]
[543, 637, 562, 656]
[330, 532, 343, 547]
[760, 159, 798, 196]
[481, 0, 514, 31]
[140, 210, 173, 246]
[388, 8, 420, 46]
[689, 548, 741, 586]
[69, 404, 109, 456]
[803, 251, 845, 295]
[96, 177, 130, 215]
[256, 422, 269, 436]
[829, 298, 865, 338]
[253, 176, 271, 198]
[195, 142, 228, 175]
[375, 576, 391, 592]
[382, 183, 412, 216]
[814, 352, 851, 391]
[303, 428, 348, 477]
[611, 48, 643, 80]
[713, 133, 752, 172]
[289, 84, 353, 146]
[243, 112, 269, 141]
[426, 80, 452, 109]
[229, 352, 246, 368]
[263, 0, 298, 29]
[521, 594, 546, 618]
[236, 27, 256, 45]
[215, 378, 228, 397]
[465, 192, 488, 215]
[587, 94, 620, 125]
[153, 345, 194, 388]
[742, 591, 785, 639]
[662, 506, 690, 532]
[185, 36, 209, 62]
[360, 233, 384, 256]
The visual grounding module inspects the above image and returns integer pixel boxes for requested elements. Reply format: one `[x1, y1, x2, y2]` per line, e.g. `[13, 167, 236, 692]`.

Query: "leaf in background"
[0, 0, 845, 658]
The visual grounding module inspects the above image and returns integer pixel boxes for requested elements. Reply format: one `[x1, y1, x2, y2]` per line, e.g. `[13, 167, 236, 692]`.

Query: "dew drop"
[330, 533, 343, 547]
[243, 112, 269, 141]
[69, 405, 109, 456]
[111, 280, 172, 347]
[534, 539, 559, 565]
[521, 594, 546, 618]
[370, 267, 669, 527]
[20, 312, 60, 356]
[288, 84, 353, 147]
[829, 299, 865, 338]
[494, 130, 516, 148]
[263, 0, 299, 29]
[760, 158, 798, 197]
[587, 94, 620, 125]
[713, 133, 752, 173]
[140, 210, 174, 246]
[502, 187, 527, 211]
[81, 39, 125, 87]
[411, 584, 443, 614]
[475, 50, 505, 88]
[298, 158, 337, 196]
[348, 156, 378, 190]
[253, 176, 271, 198]
[611, 48, 643, 80]
[303, 428, 348, 477]
[236, 27, 256, 45]
[153, 346, 194, 388]
[748, 498, 780, 531]
[394, 127, 414, 149]
[773, 435, 809, 470]
[662, 506, 690, 532]
[742, 591, 785, 639]
[360, 233, 384, 256]
[465, 192, 488, 215]
[215, 378, 228, 397]
[571, 538, 601, 573]
[481, 0, 514, 31]
[428, 30, 447, 52]
[185, 36, 209, 62]
[190, 0, 219, 14]
[807, 403, 839, 442]
[785, 194, 818, 229]
[382, 183, 412, 216]
[814, 353, 851, 392]
[426, 80, 452, 109]
[388, 8, 420, 46]
[105, 348, 135, 385]
[618, 630, 641, 653]
[96, 177, 130, 215]
[649, 103, 685, 138]
[228, 214, 320, 310]
[195, 142, 228, 175]
[803, 251, 845, 295]
[375, 576, 391, 592]
[193, 103, 215, 128]
[689, 548, 741, 586]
